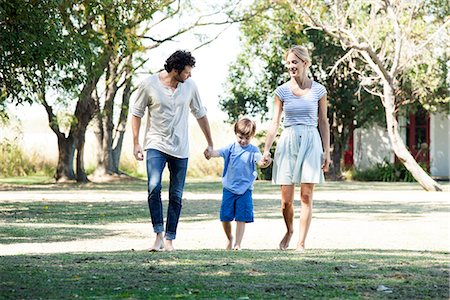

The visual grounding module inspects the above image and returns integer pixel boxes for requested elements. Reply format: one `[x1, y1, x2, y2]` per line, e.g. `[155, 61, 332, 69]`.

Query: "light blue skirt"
[272, 124, 324, 185]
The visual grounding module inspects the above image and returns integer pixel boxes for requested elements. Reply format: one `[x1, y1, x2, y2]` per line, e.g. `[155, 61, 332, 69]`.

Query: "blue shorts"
[220, 188, 254, 223]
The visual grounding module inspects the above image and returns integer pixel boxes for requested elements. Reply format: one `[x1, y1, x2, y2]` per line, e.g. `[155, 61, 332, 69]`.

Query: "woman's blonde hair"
[284, 45, 311, 69]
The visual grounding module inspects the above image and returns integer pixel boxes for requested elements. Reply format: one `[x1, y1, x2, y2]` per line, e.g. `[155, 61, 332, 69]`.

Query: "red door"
[404, 108, 430, 170]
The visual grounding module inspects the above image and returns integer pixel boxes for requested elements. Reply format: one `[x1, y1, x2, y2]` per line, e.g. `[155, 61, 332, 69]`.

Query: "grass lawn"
[1, 249, 448, 299]
[0, 178, 449, 299]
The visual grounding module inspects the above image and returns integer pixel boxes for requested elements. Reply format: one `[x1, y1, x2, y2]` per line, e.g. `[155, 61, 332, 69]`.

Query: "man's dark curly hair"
[164, 50, 196, 73]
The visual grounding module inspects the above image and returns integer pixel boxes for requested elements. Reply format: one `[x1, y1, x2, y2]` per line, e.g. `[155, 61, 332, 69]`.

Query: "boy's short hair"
[234, 118, 256, 137]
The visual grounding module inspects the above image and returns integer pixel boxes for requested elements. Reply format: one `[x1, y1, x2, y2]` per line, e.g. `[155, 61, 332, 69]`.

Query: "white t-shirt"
[131, 73, 207, 158]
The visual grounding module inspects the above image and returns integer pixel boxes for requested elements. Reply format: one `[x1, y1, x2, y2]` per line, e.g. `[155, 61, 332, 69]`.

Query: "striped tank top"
[274, 80, 327, 127]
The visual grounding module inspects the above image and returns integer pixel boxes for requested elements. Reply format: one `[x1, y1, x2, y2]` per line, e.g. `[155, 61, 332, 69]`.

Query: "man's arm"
[131, 115, 144, 161]
[196, 115, 214, 159]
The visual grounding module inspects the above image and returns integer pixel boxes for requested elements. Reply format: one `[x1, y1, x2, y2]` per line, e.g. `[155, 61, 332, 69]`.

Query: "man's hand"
[204, 146, 212, 160]
[134, 144, 144, 161]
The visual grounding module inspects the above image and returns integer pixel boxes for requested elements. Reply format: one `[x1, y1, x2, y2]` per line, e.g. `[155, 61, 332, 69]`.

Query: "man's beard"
[175, 73, 184, 83]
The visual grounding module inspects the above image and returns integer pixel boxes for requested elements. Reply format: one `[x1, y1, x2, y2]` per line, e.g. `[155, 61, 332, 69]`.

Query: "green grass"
[1, 179, 449, 299]
[1, 249, 448, 299]
[0, 225, 116, 244]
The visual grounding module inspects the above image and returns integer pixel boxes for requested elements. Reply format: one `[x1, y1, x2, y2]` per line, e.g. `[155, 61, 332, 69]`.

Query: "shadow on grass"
[1, 197, 448, 226]
[0, 225, 117, 244]
[2, 177, 442, 193]
[1, 249, 448, 299]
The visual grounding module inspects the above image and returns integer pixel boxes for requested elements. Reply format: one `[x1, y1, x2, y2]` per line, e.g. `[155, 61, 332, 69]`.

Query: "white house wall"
[353, 113, 450, 179]
[353, 126, 394, 170]
[430, 113, 450, 178]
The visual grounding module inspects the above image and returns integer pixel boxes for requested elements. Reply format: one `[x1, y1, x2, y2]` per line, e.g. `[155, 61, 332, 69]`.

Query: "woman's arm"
[318, 95, 331, 172]
[263, 95, 283, 158]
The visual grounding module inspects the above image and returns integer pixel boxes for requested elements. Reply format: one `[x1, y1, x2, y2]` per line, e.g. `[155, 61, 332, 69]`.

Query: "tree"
[282, 0, 449, 191]
[91, 0, 252, 178]
[1, 0, 251, 182]
[220, 0, 384, 178]
[1, 0, 95, 181]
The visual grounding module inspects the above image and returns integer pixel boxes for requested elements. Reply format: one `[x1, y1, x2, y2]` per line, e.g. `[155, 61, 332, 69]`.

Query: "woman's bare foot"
[164, 239, 175, 252]
[279, 232, 293, 250]
[295, 244, 305, 252]
[149, 235, 164, 252]
[226, 236, 233, 250]
[233, 245, 241, 251]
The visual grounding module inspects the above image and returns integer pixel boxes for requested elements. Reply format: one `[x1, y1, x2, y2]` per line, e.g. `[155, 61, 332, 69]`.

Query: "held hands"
[260, 152, 273, 168]
[133, 144, 144, 161]
[204, 146, 213, 160]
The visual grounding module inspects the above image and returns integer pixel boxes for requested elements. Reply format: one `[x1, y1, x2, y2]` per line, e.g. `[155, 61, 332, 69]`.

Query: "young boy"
[206, 118, 272, 250]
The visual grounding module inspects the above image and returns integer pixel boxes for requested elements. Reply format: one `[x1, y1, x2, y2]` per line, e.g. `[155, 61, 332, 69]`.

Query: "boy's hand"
[259, 157, 272, 168]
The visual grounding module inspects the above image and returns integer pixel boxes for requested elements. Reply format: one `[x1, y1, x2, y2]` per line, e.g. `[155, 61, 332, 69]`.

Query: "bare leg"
[234, 222, 246, 250]
[279, 185, 295, 250]
[296, 183, 314, 251]
[149, 232, 165, 251]
[164, 239, 175, 252]
[222, 221, 233, 250]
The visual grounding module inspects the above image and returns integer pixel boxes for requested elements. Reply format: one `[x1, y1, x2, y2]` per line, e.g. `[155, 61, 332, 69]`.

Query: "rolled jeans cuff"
[153, 224, 164, 234]
[165, 231, 176, 240]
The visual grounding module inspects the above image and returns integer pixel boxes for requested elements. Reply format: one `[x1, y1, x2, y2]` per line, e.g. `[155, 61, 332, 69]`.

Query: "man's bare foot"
[164, 239, 175, 252]
[279, 232, 293, 250]
[149, 236, 164, 252]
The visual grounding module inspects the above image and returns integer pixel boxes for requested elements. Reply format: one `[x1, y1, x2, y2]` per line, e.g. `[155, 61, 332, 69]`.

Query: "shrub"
[352, 159, 423, 182]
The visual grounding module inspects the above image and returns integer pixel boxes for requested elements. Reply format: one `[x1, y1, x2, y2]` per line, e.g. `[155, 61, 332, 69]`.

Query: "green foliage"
[352, 159, 426, 182]
[220, 0, 384, 177]
[0, 0, 87, 105]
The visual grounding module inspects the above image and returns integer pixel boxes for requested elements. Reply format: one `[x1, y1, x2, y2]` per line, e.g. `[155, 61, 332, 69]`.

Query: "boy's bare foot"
[226, 237, 233, 250]
[149, 236, 164, 252]
[279, 232, 293, 250]
[164, 239, 175, 252]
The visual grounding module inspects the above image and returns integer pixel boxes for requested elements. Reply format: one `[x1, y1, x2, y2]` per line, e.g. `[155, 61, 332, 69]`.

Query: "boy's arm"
[208, 149, 221, 158]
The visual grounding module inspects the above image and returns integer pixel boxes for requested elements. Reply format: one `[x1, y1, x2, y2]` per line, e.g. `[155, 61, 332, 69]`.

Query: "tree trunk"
[75, 128, 89, 182]
[94, 53, 120, 177]
[383, 82, 442, 191]
[38, 81, 76, 182]
[55, 135, 76, 182]
[71, 75, 102, 182]
[331, 133, 342, 180]
[94, 55, 133, 177]
[111, 58, 133, 175]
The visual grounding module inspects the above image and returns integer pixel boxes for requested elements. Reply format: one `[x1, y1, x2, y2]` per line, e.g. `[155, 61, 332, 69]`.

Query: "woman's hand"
[322, 151, 331, 172]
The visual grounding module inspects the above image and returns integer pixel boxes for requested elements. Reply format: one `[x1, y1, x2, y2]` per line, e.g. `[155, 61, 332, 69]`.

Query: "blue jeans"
[146, 148, 188, 240]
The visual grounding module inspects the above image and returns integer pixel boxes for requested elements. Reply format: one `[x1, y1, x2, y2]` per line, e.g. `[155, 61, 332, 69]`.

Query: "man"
[131, 50, 213, 251]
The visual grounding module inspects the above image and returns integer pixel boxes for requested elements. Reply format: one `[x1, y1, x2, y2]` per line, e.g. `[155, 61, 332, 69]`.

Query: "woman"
[262, 45, 330, 252]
